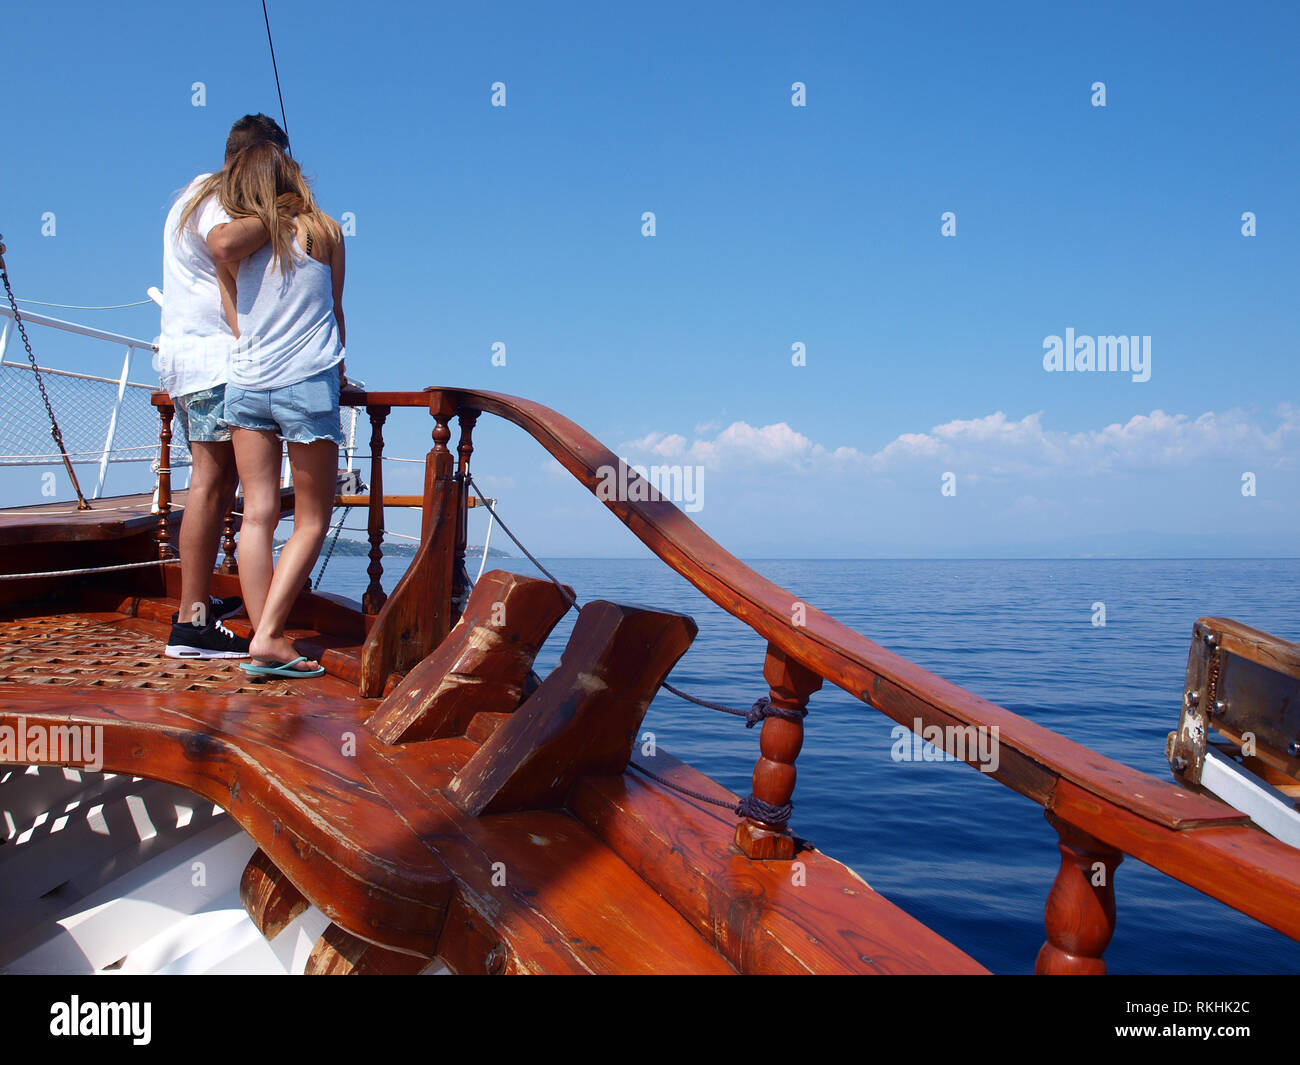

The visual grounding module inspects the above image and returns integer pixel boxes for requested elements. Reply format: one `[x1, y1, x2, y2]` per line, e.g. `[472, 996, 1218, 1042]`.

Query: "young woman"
[214, 143, 347, 677]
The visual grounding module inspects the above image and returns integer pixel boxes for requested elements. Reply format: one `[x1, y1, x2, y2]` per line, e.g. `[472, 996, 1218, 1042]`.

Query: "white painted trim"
[0, 304, 154, 349]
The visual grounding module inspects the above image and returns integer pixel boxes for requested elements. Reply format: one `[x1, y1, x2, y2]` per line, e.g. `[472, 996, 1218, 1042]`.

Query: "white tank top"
[229, 232, 343, 390]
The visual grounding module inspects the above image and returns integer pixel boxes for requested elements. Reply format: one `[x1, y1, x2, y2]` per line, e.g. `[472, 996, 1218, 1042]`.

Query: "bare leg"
[178, 441, 238, 626]
[230, 428, 283, 636]
[247, 439, 338, 668]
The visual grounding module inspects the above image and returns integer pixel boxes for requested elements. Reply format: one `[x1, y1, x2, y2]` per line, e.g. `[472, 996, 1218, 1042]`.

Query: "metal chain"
[313, 508, 348, 589]
[0, 233, 91, 509]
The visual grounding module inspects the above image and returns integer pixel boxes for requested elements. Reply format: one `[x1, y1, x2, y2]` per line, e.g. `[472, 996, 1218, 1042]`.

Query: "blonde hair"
[177, 144, 340, 273]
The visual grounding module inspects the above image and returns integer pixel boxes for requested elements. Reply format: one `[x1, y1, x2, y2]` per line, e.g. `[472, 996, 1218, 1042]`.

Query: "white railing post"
[346, 407, 357, 473]
[94, 343, 135, 499]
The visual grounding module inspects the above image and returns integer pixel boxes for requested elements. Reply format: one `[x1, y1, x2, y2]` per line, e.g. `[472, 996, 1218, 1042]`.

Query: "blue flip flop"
[240, 656, 325, 679]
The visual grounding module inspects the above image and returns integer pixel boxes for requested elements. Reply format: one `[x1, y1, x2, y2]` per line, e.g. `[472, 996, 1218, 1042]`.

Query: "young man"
[156, 114, 286, 658]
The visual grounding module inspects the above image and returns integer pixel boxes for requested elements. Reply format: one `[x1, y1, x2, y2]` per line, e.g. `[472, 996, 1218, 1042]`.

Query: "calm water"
[318, 554, 1300, 975]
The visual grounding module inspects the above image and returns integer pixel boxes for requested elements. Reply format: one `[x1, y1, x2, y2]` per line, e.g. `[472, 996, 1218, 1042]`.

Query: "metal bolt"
[1171, 756, 1189, 772]
[485, 942, 507, 974]
[1204, 632, 1219, 649]
[1289, 743, 1300, 757]
[1213, 701, 1227, 716]
[1185, 690, 1200, 707]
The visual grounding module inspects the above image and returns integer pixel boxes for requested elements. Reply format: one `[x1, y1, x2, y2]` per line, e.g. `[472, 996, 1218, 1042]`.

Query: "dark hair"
[224, 114, 290, 161]
[175, 114, 295, 246]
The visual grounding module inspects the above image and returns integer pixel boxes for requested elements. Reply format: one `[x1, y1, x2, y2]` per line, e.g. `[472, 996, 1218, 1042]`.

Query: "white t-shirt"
[155, 174, 233, 398]
[228, 236, 343, 391]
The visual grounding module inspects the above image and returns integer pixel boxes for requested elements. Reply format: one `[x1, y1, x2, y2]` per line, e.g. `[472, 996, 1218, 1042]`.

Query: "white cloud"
[618, 405, 1300, 479]
[540, 457, 569, 480]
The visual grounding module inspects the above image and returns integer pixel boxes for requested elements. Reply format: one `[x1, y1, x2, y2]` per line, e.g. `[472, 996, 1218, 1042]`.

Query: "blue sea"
[316, 554, 1300, 975]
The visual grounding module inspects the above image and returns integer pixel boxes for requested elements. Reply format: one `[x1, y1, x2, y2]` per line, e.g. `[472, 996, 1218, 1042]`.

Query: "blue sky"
[1, 0, 1296, 556]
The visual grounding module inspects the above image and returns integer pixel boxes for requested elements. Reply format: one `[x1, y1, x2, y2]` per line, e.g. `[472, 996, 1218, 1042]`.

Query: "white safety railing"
[2, 305, 363, 502]
[0, 305, 187, 498]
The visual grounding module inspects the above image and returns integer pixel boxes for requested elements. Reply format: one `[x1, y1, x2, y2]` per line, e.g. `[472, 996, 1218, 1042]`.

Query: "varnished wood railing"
[153, 386, 1300, 973]
[155, 402, 175, 561]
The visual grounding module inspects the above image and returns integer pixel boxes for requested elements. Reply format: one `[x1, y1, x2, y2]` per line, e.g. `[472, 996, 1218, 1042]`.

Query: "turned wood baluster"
[156, 403, 175, 560]
[422, 393, 455, 538]
[1035, 812, 1123, 974]
[364, 405, 391, 614]
[422, 390, 459, 642]
[357, 394, 460, 696]
[452, 410, 479, 623]
[734, 644, 823, 860]
[219, 502, 238, 574]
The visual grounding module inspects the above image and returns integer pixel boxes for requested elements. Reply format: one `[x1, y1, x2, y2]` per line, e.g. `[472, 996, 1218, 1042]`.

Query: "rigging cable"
[261, 0, 290, 149]
[14, 297, 153, 310]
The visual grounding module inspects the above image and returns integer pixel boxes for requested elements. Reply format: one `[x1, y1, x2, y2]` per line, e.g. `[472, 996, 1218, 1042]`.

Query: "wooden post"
[452, 409, 479, 625]
[424, 391, 459, 641]
[448, 601, 697, 816]
[368, 571, 574, 745]
[364, 405, 391, 615]
[305, 923, 432, 975]
[422, 392, 455, 539]
[156, 403, 175, 560]
[240, 848, 307, 940]
[358, 392, 460, 697]
[219, 503, 238, 574]
[734, 645, 822, 860]
[1035, 812, 1123, 974]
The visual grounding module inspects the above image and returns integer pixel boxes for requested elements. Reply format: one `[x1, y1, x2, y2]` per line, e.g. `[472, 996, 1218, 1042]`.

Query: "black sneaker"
[171, 595, 244, 629]
[164, 618, 251, 659]
[210, 594, 244, 621]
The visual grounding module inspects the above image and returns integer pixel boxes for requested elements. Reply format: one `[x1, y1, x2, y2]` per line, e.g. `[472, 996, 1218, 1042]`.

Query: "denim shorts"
[224, 366, 344, 446]
[174, 385, 231, 444]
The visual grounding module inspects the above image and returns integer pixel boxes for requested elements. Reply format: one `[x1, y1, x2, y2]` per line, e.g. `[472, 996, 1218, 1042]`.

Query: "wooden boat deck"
[0, 491, 169, 545]
[0, 589, 984, 974]
[0, 610, 357, 700]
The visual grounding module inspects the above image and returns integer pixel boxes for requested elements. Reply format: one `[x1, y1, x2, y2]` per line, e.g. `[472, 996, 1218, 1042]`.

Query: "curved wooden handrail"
[370, 385, 1300, 944]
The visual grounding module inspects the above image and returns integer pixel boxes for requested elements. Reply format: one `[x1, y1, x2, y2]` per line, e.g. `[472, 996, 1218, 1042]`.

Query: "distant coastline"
[284, 537, 512, 560]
